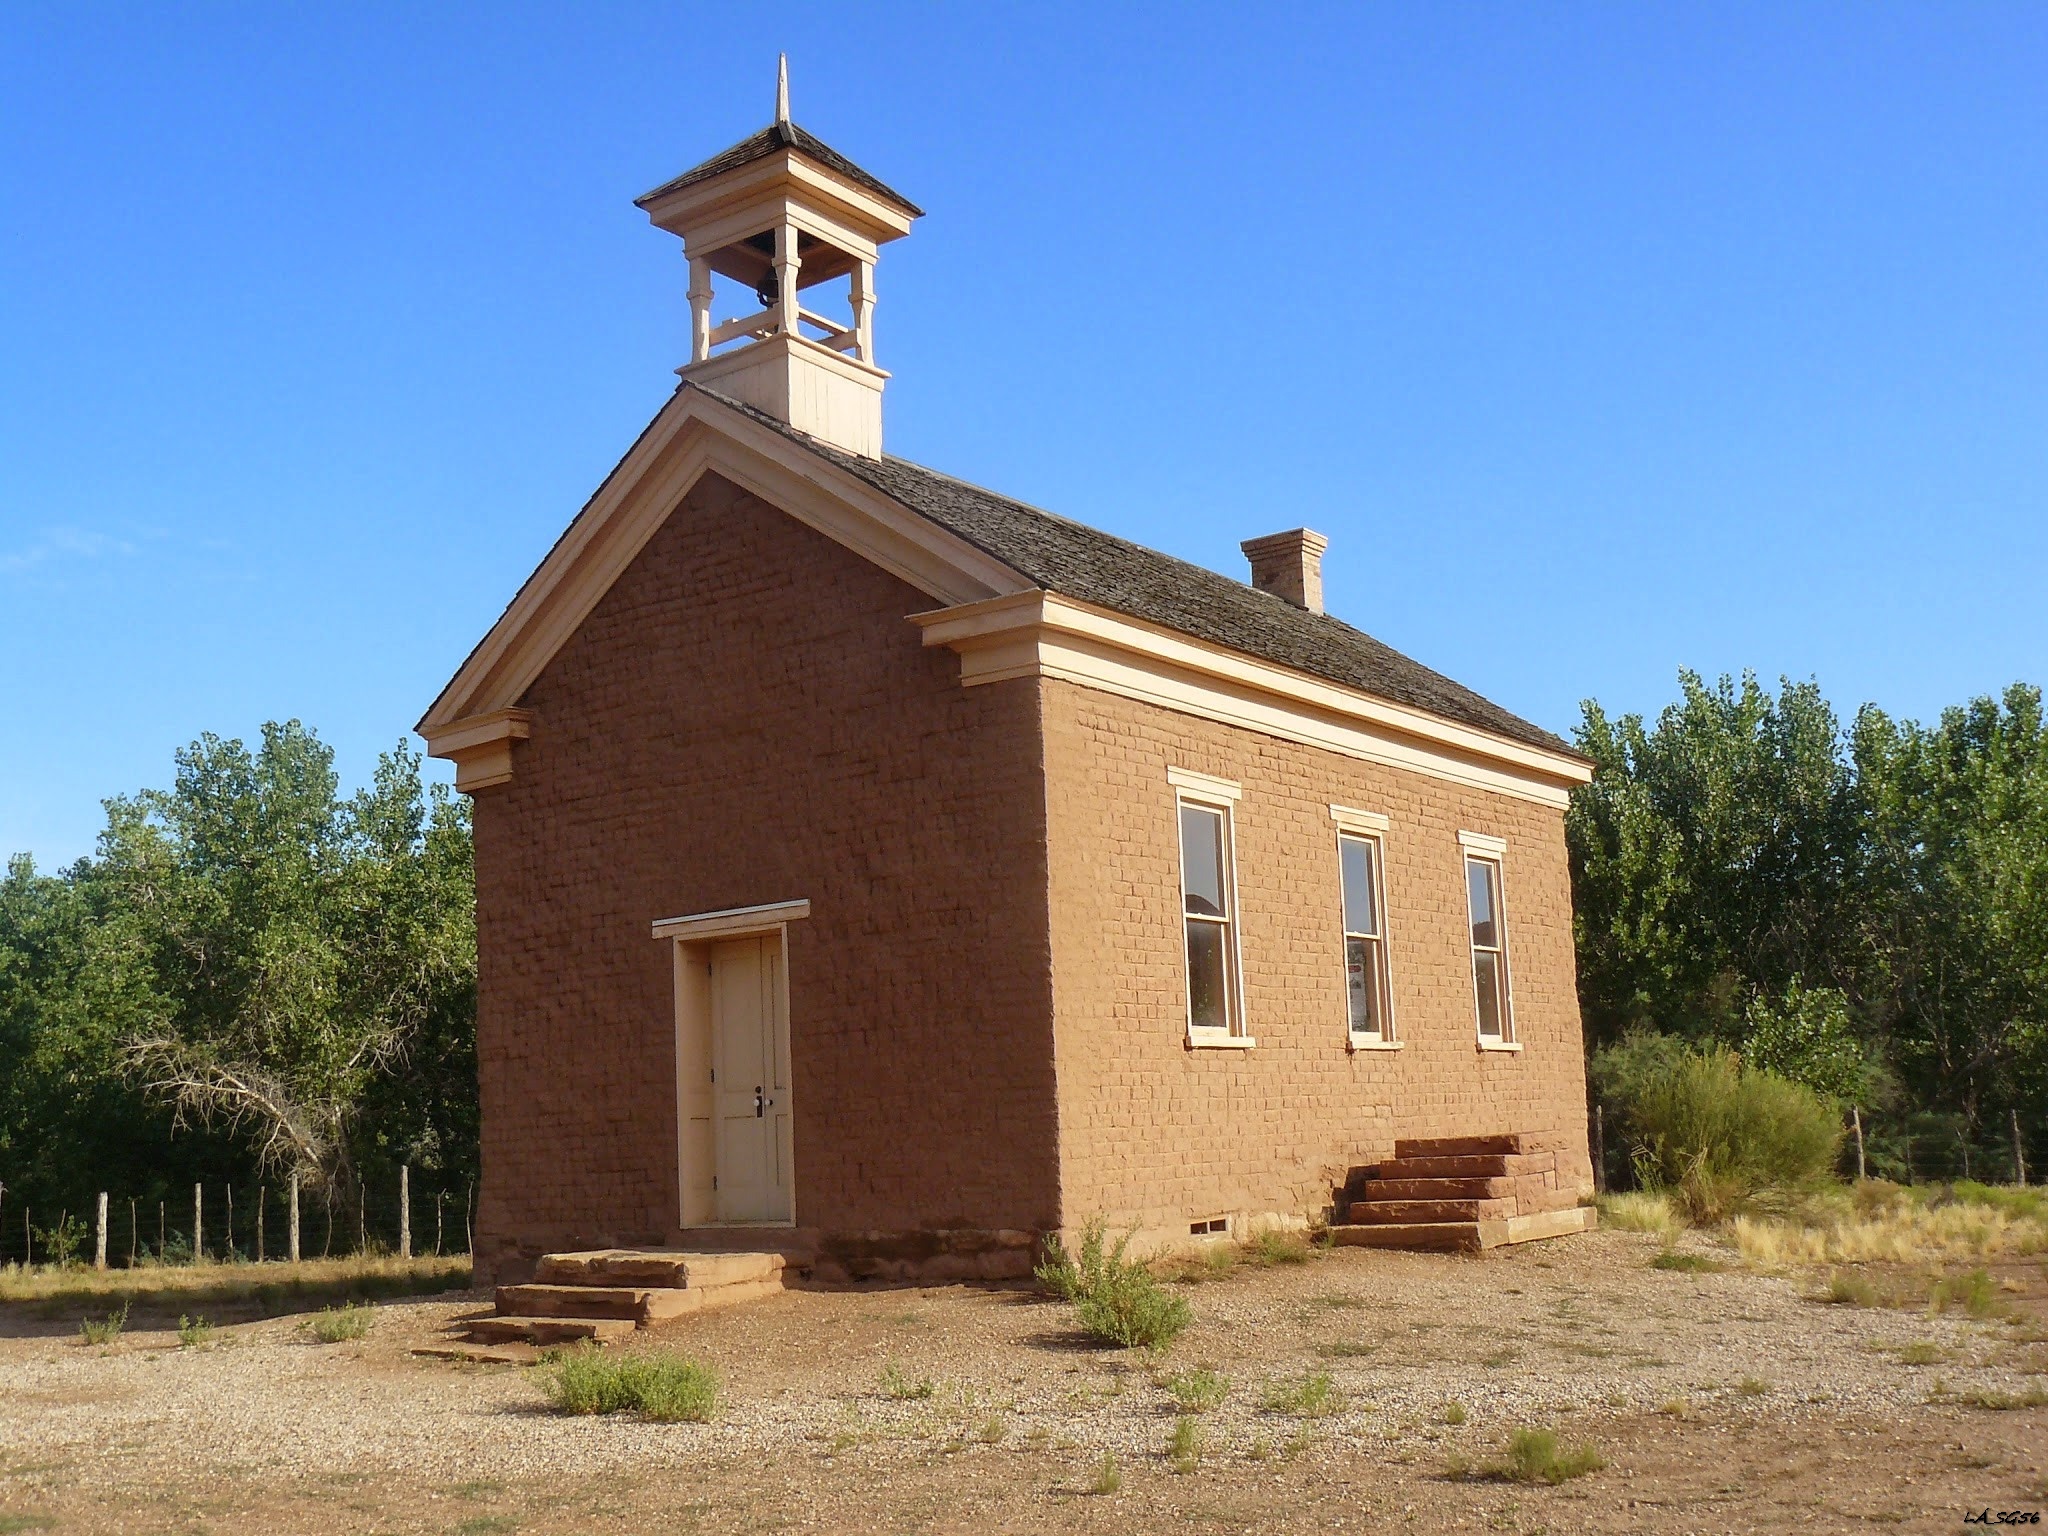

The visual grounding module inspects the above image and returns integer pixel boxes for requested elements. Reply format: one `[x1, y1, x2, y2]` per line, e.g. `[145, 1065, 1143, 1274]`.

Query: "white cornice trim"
[1167, 766, 1242, 803]
[417, 389, 1031, 761]
[418, 707, 531, 792]
[651, 898, 812, 942]
[913, 591, 1593, 809]
[1330, 804, 1392, 833]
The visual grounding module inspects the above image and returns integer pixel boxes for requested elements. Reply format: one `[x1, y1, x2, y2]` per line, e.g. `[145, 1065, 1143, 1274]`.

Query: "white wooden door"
[709, 934, 792, 1223]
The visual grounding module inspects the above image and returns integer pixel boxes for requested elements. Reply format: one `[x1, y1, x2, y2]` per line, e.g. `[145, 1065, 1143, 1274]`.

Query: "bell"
[754, 272, 779, 311]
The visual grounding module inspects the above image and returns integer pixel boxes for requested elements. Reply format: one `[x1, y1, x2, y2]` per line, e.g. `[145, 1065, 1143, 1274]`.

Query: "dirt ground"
[3, 1227, 2044, 1535]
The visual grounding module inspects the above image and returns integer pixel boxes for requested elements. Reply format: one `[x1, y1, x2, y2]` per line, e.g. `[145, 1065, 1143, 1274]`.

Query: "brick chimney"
[1240, 528, 1330, 614]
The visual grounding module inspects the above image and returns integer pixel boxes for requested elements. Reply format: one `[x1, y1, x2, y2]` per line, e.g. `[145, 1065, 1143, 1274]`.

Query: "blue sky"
[4, 4, 2044, 867]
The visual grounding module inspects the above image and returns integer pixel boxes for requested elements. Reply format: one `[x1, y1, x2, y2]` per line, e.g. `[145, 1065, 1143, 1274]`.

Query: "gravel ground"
[3, 1227, 2044, 1533]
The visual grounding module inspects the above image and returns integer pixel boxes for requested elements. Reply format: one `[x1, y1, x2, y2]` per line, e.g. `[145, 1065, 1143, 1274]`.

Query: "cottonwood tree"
[98, 722, 473, 1199]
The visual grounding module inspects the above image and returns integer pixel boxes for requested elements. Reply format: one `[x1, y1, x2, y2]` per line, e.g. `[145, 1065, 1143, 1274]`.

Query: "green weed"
[1087, 1450, 1122, 1494]
[1262, 1370, 1341, 1419]
[1163, 1366, 1229, 1413]
[879, 1361, 934, 1400]
[306, 1301, 373, 1342]
[544, 1347, 718, 1422]
[1490, 1426, 1606, 1484]
[77, 1300, 129, 1346]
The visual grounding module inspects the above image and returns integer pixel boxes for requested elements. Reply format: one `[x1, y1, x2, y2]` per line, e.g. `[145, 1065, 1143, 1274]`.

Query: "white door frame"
[653, 899, 808, 1228]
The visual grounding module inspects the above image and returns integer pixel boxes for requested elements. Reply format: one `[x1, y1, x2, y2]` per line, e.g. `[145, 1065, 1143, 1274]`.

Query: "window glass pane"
[1340, 836, 1378, 937]
[1180, 805, 1226, 917]
[1474, 951, 1503, 1037]
[1346, 936, 1382, 1035]
[1186, 918, 1229, 1030]
[1467, 857, 1498, 950]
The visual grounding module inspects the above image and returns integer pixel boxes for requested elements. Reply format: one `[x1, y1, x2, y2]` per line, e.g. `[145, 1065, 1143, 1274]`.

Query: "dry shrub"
[1733, 1187, 2046, 1268]
[1598, 1191, 1682, 1238]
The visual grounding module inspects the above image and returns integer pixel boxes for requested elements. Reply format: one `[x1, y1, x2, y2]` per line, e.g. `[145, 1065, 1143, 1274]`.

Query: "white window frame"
[1331, 806, 1398, 1050]
[1458, 831, 1519, 1051]
[1170, 768, 1251, 1049]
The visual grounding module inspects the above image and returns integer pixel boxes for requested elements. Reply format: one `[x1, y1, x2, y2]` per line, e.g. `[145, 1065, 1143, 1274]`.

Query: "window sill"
[1348, 1037, 1402, 1052]
[1187, 1032, 1257, 1050]
[1476, 1038, 1523, 1053]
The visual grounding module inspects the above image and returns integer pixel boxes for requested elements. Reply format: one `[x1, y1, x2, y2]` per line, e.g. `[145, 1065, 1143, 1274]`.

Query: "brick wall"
[470, 472, 1060, 1281]
[1041, 680, 1594, 1243]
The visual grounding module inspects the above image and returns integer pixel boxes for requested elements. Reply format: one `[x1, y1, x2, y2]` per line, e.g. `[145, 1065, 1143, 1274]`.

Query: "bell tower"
[635, 57, 922, 459]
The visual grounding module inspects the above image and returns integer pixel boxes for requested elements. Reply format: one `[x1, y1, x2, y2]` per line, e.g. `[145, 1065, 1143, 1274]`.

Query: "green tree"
[93, 722, 474, 1199]
[1852, 685, 2048, 1152]
[1567, 671, 1862, 1047]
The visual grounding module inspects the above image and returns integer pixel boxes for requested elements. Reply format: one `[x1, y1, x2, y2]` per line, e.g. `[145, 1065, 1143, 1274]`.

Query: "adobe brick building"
[421, 82, 1599, 1285]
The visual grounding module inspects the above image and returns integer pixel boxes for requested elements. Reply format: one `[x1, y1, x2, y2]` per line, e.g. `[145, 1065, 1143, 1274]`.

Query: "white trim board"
[1330, 804, 1391, 833]
[652, 898, 813, 943]
[916, 592, 1593, 809]
[1167, 766, 1242, 802]
[419, 387, 1029, 749]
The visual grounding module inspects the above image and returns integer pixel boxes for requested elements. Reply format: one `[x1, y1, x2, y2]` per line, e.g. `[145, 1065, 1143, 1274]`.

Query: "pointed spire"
[775, 53, 790, 125]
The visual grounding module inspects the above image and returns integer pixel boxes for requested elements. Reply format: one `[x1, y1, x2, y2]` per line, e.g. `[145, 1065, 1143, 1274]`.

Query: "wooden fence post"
[257, 1187, 266, 1264]
[1851, 1106, 1867, 1182]
[464, 1180, 473, 1257]
[2016, 1108, 2029, 1187]
[288, 1172, 301, 1264]
[158, 1200, 165, 1259]
[193, 1183, 202, 1264]
[95, 1193, 108, 1270]
[226, 1186, 234, 1260]
[399, 1165, 411, 1261]
[129, 1198, 138, 1266]
[435, 1191, 445, 1257]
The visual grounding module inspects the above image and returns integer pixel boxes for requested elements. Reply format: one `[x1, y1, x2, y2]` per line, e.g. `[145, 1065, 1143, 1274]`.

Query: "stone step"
[1373, 1151, 1557, 1181]
[1393, 1133, 1526, 1160]
[412, 1341, 541, 1366]
[496, 1283, 663, 1322]
[466, 1315, 637, 1346]
[493, 1272, 789, 1326]
[1354, 1176, 1512, 1201]
[1328, 1204, 1597, 1254]
[534, 1248, 786, 1289]
[1343, 1197, 1516, 1224]
[1327, 1221, 1488, 1253]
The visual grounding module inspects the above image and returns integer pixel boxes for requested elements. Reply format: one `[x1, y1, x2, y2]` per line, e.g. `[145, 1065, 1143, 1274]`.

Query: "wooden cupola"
[635, 57, 922, 459]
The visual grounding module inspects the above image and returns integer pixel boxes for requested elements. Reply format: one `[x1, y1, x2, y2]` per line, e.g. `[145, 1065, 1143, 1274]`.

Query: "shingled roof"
[693, 386, 1580, 758]
[636, 121, 924, 217]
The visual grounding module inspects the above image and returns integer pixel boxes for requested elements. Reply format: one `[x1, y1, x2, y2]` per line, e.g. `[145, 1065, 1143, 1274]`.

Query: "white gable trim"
[913, 591, 1593, 809]
[417, 389, 1030, 783]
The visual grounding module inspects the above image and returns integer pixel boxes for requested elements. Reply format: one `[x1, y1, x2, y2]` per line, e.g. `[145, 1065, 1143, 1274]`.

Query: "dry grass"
[0, 1255, 471, 1313]
[1598, 1192, 1683, 1238]
[1730, 1184, 2047, 1268]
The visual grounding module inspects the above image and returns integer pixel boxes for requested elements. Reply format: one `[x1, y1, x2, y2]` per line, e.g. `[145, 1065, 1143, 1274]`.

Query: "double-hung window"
[1460, 832, 1514, 1046]
[1170, 769, 1246, 1044]
[1331, 806, 1394, 1046]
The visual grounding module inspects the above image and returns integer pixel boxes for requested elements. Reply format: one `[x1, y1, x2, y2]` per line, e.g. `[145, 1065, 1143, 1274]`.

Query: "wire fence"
[0, 1168, 473, 1269]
